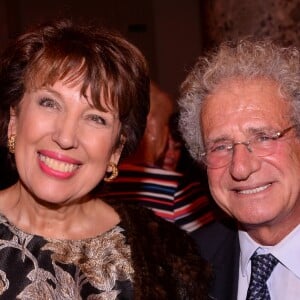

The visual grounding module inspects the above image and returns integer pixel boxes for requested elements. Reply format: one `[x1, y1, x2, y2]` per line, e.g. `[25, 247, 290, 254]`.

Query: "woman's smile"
[38, 152, 80, 178]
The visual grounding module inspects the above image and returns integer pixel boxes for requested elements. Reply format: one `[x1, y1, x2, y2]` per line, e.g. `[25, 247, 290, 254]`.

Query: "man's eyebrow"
[246, 126, 276, 134]
[206, 126, 276, 144]
[206, 135, 232, 145]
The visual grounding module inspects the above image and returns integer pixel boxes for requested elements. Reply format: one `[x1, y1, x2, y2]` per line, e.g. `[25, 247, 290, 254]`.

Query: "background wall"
[1, 0, 300, 96]
[201, 0, 300, 50]
[0, 0, 202, 98]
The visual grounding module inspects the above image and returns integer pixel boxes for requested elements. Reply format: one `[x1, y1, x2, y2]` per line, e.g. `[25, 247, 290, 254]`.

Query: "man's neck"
[241, 221, 300, 246]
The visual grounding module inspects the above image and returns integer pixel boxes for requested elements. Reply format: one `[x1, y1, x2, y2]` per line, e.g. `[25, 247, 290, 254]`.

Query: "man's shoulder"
[191, 219, 240, 300]
[191, 218, 239, 260]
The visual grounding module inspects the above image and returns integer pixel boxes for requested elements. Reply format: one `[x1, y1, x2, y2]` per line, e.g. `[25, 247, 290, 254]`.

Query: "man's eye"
[39, 98, 59, 109]
[254, 134, 273, 143]
[210, 144, 229, 153]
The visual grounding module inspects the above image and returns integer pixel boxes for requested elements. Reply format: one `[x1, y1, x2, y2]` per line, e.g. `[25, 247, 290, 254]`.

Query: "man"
[178, 39, 300, 299]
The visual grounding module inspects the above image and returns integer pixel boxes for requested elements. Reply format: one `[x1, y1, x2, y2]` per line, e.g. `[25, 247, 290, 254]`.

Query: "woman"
[0, 20, 210, 299]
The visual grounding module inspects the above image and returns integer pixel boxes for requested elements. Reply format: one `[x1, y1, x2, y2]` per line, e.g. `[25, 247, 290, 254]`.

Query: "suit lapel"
[192, 219, 240, 300]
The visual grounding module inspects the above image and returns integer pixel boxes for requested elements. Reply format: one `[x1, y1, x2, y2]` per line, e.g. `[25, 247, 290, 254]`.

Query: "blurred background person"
[160, 112, 217, 231]
[160, 119, 183, 171]
[122, 80, 175, 167]
[101, 88, 216, 232]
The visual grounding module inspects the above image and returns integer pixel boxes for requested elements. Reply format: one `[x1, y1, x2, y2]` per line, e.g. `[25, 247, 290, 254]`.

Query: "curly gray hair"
[178, 39, 300, 163]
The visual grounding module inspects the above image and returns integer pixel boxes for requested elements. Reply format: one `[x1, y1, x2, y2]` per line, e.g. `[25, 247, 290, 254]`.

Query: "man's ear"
[110, 134, 126, 165]
[7, 107, 18, 137]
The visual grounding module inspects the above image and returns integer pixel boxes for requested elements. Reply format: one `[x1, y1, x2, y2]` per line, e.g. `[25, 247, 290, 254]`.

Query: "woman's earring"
[7, 134, 16, 154]
[104, 162, 119, 182]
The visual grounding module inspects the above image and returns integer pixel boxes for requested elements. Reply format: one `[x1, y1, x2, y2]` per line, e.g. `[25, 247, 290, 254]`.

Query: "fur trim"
[107, 199, 212, 299]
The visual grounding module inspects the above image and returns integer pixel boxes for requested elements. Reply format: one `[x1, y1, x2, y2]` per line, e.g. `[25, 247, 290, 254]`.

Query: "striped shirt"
[101, 163, 215, 232]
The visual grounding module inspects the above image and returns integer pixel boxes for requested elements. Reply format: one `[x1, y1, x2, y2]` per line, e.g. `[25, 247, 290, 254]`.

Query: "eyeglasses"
[200, 125, 297, 168]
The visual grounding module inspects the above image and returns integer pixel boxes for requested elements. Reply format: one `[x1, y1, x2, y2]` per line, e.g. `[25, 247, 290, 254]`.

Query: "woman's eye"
[39, 98, 59, 109]
[87, 114, 106, 125]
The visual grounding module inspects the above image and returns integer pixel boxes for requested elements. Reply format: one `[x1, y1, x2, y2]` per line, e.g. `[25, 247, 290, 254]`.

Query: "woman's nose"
[51, 115, 79, 149]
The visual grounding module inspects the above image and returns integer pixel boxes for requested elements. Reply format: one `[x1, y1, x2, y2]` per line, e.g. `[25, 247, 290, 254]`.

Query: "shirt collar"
[238, 230, 259, 276]
[239, 225, 300, 279]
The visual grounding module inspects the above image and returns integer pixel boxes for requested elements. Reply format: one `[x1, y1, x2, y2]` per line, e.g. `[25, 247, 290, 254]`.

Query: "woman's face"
[8, 80, 123, 204]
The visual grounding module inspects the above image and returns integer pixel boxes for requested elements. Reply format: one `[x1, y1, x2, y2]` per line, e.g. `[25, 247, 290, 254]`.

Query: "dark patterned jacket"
[108, 199, 212, 300]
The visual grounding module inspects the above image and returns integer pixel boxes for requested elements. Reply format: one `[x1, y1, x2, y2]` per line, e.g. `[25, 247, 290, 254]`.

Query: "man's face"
[202, 78, 300, 232]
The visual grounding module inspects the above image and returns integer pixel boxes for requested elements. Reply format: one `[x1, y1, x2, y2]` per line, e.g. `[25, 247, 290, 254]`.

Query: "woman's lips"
[39, 154, 80, 173]
[37, 150, 81, 179]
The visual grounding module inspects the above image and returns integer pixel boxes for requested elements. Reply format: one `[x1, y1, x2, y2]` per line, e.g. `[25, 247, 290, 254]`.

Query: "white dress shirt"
[237, 225, 300, 300]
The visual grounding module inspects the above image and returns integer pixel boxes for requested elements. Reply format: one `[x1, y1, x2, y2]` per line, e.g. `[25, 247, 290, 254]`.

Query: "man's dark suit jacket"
[191, 220, 240, 300]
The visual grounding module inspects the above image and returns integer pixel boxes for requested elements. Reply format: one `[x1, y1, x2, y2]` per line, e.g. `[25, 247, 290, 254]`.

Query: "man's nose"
[229, 143, 261, 181]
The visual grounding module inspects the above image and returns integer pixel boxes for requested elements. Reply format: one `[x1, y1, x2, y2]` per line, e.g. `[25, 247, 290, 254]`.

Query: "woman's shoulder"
[107, 198, 186, 237]
[107, 198, 212, 299]
[106, 198, 202, 257]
